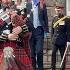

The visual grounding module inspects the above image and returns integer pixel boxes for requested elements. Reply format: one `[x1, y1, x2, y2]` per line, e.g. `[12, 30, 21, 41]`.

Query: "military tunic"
[52, 15, 67, 45]
[65, 17, 70, 42]
[51, 15, 67, 70]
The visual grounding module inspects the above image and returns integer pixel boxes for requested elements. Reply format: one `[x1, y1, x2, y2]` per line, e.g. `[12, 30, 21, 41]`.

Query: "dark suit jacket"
[26, 2, 48, 32]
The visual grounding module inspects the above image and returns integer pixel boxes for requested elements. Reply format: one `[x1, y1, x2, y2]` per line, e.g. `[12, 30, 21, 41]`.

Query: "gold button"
[57, 26, 58, 27]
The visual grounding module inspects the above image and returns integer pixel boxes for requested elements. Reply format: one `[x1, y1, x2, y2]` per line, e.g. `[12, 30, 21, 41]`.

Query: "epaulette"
[53, 16, 68, 28]
[66, 16, 70, 18]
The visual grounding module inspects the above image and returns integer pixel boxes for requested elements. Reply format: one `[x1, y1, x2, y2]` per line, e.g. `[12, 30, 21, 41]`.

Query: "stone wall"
[46, 0, 65, 32]
[46, 0, 66, 23]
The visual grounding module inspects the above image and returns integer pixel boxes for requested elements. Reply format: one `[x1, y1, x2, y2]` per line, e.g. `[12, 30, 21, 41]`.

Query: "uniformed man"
[51, 5, 67, 70]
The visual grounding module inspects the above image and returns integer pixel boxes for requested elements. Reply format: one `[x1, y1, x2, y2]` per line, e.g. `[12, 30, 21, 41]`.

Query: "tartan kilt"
[0, 40, 34, 70]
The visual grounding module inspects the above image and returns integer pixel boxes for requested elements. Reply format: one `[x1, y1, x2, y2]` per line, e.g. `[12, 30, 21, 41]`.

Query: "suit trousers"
[51, 44, 66, 70]
[29, 26, 44, 70]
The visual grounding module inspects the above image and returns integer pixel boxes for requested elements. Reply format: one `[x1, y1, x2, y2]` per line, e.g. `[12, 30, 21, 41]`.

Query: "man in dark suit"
[51, 6, 67, 70]
[26, 0, 48, 70]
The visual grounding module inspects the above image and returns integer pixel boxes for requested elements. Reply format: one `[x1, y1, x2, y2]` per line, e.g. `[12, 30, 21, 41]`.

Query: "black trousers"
[29, 27, 44, 70]
[51, 44, 66, 70]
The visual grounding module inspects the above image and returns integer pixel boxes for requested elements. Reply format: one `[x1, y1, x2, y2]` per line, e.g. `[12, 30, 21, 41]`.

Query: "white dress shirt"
[32, 1, 41, 28]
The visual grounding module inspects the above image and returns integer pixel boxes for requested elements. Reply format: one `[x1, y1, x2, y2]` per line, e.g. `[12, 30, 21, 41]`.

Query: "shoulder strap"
[53, 16, 68, 28]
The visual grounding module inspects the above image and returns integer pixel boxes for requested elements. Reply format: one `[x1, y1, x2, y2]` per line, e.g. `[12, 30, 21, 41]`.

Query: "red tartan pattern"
[0, 41, 16, 49]
[14, 49, 33, 70]
[11, 14, 24, 27]
[0, 19, 4, 26]
[0, 41, 34, 70]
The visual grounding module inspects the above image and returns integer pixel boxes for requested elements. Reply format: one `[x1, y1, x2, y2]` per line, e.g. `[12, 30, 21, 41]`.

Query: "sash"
[53, 16, 68, 28]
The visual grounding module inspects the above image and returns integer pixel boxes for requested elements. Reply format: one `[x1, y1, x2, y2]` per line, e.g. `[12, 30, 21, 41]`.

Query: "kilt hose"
[0, 40, 34, 70]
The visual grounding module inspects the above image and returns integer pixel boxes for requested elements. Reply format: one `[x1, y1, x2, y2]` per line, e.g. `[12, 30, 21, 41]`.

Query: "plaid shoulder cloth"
[11, 14, 24, 27]
[11, 14, 29, 34]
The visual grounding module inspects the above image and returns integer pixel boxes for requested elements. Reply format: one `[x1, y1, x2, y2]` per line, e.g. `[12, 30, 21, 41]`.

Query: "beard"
[58, 13, 64, 18]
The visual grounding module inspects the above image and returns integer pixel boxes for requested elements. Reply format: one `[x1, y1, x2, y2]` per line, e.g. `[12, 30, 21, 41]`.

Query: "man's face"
[55, 8, 62, 15]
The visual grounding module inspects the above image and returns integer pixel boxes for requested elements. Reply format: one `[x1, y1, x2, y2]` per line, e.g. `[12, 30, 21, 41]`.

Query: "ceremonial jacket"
[65, 17, 70, 42]
[51, 15, 67, 45]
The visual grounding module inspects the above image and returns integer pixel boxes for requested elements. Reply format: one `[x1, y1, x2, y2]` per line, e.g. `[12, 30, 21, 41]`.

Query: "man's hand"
[8, 26, 22, 40]
[8, 34, 18, 40]
[12, 26, 22, 35]
[44, 32, 48, 38]
[23, 17, 27, 23]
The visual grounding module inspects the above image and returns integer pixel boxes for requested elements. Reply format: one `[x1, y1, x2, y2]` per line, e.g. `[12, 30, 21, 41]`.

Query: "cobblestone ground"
[43, 49, 70, 70]
[43, 39, 70, 70]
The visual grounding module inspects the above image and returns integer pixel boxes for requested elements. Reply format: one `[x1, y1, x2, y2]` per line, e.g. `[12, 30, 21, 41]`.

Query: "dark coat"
[26, 2, 48, 32]
[65, 17, 70, 42]
[51, 16, 67, 45]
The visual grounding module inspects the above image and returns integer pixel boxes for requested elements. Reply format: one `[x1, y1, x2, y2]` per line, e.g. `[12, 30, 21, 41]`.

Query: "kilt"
[0, 40, 16, 48]
[0, 40, 16, 55]
[0, 39, 34, 70]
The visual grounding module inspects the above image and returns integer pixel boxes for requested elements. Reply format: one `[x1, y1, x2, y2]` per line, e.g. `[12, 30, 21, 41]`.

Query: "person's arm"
[8, 26, 22, 40]
[43, 4, 49, 32]
[8, 24, 29, 40]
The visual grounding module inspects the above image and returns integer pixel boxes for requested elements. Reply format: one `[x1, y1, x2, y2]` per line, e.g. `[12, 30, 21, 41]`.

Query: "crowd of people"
[0, 0, 70, 70]
[0, 0, 48, 70]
